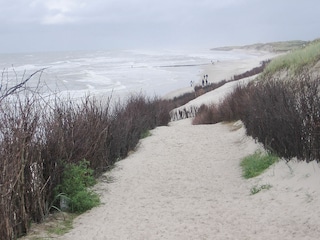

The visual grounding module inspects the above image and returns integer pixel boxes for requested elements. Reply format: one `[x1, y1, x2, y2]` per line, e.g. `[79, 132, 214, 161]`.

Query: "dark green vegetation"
[240, 152, 278, 179]
[55, 160, 99, 213]
[194, 39, 320, 163]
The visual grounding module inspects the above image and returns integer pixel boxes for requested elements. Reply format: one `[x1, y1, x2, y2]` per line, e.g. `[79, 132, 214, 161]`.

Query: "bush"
[55, 160, 100, 213]
[192, 104, 221, 125]
[108, 94, 171, 161]
[69, 190, 100, 214]
[193, 70, 320, 163]
[242, 73, 320, 162]
[192, 83, 251, 124]
[0, 70, 173, 239]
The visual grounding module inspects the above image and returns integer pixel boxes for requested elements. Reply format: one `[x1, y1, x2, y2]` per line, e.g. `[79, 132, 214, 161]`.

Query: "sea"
[0, 48, 255, 101]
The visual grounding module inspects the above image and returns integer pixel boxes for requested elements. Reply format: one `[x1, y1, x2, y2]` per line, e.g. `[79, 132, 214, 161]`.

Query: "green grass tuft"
[250, 184, 272, 195]
[140, 130, 151, 139]
[240, 152, 278, 179]
[47, 214, 75, 235]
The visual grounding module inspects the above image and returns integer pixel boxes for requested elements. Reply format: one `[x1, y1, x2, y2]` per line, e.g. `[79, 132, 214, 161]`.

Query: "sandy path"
[59, 119, 320, 240]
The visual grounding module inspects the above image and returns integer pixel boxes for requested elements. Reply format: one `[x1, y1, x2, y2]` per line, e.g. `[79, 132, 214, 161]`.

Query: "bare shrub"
[151, 98, 172, 126]
[232, 60, 270, 81]
[242, 78, 303, 159]
[192, 83, 252, 125]
[192, 69, 320, 162]
[192, 104, 221, 125]
[295, 74, 320, 161]
[42, 96, 112, 174]
[241, 71, 319, 162]
[218, 83, 252, 122]
[0, 92, 46, 239]
[0, 73, 172, 239]
[108, 94, 170, 161]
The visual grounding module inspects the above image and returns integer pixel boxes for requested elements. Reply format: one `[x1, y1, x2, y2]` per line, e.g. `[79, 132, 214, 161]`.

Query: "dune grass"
[262, 39, 320, 76]
[212, 40, 307, 52]
[240, 152, 278, 179]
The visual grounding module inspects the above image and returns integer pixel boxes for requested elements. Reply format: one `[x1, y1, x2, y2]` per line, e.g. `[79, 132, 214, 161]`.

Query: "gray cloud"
[0, 0, 319, 53]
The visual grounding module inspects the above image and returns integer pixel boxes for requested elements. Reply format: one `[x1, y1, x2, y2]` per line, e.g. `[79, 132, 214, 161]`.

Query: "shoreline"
[163, 49, 279, 100]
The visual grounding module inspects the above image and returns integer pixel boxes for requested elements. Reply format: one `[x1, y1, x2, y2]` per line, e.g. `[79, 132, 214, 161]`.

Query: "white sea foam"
[0, 48, 261, 99]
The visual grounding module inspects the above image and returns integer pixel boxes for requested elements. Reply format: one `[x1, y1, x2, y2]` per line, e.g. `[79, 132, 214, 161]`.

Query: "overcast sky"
[1, 0, 319, 53]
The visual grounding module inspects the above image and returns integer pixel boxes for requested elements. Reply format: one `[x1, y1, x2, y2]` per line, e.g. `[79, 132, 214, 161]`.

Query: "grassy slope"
[211, 40, 309, 52]
[261, 39, 320, 77]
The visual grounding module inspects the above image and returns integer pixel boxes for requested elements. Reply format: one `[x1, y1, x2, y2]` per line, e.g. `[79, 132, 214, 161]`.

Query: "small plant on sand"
[240, 151, 278, 179]
[140, 130, 151, 139]
[250, 184, 272, 195]
[55, 160, 100, 213]
[46, 213, 76, 236]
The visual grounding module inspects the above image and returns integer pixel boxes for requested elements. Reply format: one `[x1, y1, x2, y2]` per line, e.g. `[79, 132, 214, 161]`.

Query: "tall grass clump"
[0, 70, 172, 239]
[262, 39, 320, 77]
[240, 152, 278, 179]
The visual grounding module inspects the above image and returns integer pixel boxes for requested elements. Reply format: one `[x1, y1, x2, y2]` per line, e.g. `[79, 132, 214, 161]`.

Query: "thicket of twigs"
[193, 71, 320, 162]
[0, 70, 172, 239]
[194, 40, 320, 162]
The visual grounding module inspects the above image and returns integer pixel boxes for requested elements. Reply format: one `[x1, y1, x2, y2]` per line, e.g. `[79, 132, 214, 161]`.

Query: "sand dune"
[40, 50, 315, 239]
[59, 119, 320, 240]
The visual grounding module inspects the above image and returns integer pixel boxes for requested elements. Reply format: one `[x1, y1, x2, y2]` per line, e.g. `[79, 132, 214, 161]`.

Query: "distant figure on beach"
[190, 80, 193, 87]
[205, 74, 208, 85]
[202, 79, 204, 87]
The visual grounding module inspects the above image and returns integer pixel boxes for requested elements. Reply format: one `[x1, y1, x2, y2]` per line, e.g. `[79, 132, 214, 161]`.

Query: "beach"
[163, 49, 278, 99]
[22, 49, 320, 240]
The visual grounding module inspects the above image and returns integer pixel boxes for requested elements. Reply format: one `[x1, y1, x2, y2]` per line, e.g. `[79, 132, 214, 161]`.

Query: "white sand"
[58, 119, 320, 240]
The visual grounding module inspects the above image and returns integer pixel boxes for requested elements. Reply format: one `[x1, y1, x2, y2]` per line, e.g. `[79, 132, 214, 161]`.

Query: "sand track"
[59, 119, 320, 240]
